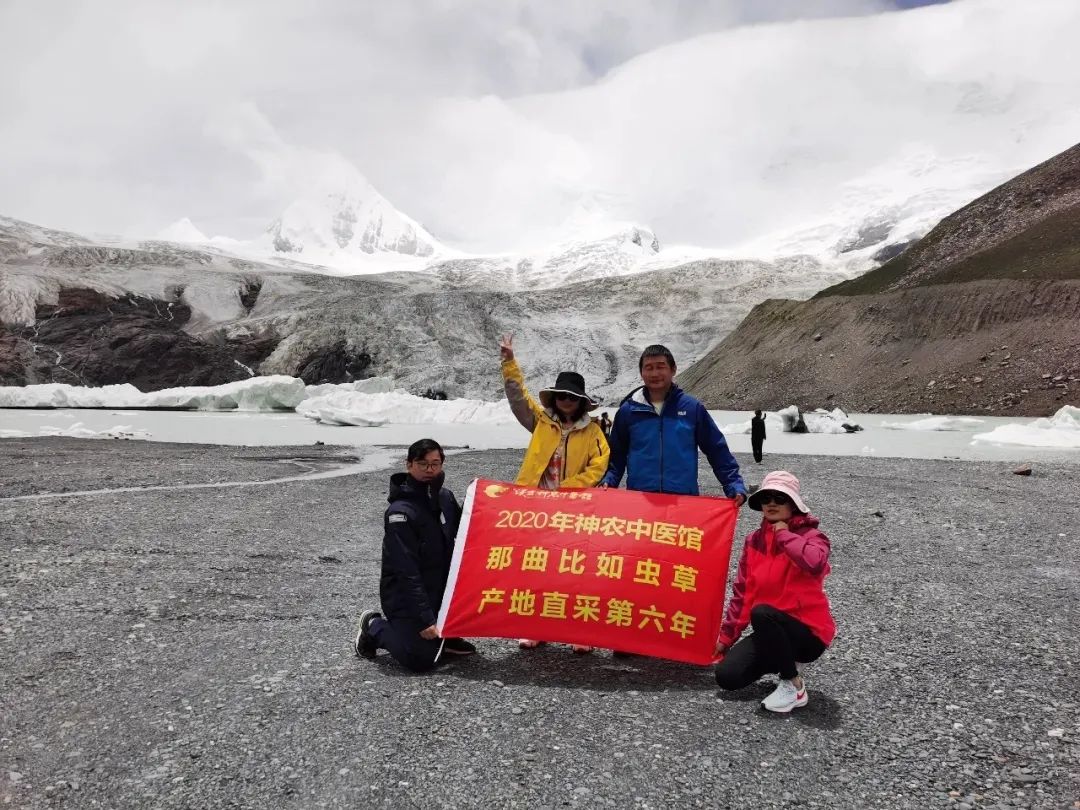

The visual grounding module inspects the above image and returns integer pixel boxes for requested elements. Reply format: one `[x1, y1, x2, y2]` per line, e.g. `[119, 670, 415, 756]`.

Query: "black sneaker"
[441, 637, 477, 656]
[353, 610, 381, 659]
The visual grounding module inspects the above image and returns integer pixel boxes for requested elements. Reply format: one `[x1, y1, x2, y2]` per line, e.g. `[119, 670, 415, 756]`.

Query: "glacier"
[0, 213, 851, 400]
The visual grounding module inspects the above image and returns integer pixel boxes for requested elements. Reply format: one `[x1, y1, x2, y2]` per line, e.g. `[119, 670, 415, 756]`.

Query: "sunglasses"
[756, 492, 791, 506]
[554, 392, 581, 401]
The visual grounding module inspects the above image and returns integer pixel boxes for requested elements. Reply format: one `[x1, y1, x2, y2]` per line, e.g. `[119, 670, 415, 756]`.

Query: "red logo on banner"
[437, 479, 738, 665]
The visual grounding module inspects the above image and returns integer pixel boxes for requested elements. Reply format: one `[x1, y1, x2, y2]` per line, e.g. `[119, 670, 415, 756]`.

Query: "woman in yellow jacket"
[500, 334, 610, 652]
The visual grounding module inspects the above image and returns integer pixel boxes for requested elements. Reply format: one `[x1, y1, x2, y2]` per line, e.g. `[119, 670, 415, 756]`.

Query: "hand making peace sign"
[499, 333, 514, 362]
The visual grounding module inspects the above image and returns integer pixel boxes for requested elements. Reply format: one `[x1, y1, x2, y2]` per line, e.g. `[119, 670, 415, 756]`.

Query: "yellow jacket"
[502, 357, 610, 488]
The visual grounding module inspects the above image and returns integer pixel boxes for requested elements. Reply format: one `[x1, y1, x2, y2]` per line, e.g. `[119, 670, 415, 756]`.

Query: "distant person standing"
[599, 412, 612, 437]
[600, 344, 747, 502]
[751, 410, 767, 464]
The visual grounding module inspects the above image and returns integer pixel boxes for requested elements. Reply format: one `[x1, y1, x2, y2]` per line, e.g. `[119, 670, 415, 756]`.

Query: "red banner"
[437, 479, 738, 665]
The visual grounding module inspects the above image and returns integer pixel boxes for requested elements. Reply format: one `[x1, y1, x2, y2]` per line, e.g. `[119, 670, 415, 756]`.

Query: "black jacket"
[380, 472, 461, 626]
[751, 415, 767, 443]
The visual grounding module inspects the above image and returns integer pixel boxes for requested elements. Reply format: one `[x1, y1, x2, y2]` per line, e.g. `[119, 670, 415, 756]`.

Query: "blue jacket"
[600, 385, 747, 497]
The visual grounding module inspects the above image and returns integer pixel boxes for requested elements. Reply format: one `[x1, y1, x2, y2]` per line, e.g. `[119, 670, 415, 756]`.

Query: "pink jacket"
[717, 514, 836, 647]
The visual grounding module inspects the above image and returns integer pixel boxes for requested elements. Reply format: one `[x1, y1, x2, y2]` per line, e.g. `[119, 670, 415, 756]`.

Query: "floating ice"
[972, 405, 1080, 449]
[776, 405, 862, 434]
[0, 383, 145, 409]
[303, 377, 397, 398]
[0, 422, 153, 440]
[0, 376, 306, 411]
[298, 390, 516, 427]
[881, 416, 985, 431]
[141, 377, 306, 410]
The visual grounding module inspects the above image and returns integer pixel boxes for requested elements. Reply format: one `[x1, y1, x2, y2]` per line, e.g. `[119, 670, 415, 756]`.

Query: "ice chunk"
[303, 377, 396, 398]
[881, 415, 985, 431]
[0, 376, 306, 411]
[142, 377, 306, 410]
[972, 405, 1080, 449]
[298, 390, 516, 427]
[35, 423, 151, 439]
[776, 405, 861, 434]
[0, 383, 145, 409]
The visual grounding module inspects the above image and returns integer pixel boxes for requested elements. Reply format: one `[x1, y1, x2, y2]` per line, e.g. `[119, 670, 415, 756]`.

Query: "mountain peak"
[265, 171, 439, 259]
[157, 217, 209, 243]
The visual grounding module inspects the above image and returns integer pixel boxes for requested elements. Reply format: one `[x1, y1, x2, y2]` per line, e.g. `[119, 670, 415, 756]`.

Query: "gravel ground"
[1, 439, 1078, 809]
[0, 440, 363, 499]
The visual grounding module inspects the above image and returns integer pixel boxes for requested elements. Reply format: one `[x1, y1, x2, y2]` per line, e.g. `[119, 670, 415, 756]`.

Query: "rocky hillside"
[680, 144, 1080, 416]
[0, 216, 847, 398]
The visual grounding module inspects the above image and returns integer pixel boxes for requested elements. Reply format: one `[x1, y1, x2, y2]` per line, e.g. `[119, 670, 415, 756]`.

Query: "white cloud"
[1, 0, 1078, 252]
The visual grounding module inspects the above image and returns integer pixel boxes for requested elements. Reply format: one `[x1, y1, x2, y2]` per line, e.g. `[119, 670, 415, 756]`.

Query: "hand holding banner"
[437, 480, 738, 665]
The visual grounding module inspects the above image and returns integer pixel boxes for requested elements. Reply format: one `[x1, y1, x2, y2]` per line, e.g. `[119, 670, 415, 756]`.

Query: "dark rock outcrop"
[682, 143, 1080, 416]
[296, 341, 373, 385]
[0, 288, 252, 390]
[238, 279, 262, 312]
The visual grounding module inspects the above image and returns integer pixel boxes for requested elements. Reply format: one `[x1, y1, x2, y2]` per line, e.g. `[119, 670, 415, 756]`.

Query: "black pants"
[714, 604, 825, 689]
[752, 440, 763, 463]
[371, 616, 443, 673]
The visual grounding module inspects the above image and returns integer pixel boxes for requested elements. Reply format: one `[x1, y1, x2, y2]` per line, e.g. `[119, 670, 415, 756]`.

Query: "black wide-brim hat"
[539, 371, 599, 412]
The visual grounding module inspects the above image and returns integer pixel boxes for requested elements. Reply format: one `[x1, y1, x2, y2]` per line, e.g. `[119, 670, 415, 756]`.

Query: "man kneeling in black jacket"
[353, 438, 476, 671]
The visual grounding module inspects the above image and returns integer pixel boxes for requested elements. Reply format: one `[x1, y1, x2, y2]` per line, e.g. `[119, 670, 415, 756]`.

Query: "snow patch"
[972, 405, 1080, 449]
[0, 271, 60, 326]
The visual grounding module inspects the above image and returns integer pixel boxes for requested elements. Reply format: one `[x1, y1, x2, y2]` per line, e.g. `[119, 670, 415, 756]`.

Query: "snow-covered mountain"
[164, 177, 704, 288]
[140, 0, 1080, 286]
[0, 213, 848, 398]
[5, 1, 1080, 399]
[261, 173, 440, 261]
[156, 217, 209, 244]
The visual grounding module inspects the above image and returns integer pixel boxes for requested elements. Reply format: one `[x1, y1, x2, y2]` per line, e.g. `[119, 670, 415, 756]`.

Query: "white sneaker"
[761, 679, 808, 713]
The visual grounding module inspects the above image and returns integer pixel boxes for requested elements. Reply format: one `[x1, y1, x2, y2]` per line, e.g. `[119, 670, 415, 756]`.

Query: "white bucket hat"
[748, 470, 810, 514]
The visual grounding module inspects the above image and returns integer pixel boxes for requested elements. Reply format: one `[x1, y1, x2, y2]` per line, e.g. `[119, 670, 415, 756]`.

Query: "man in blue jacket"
[353, 438, 476, 672]
[601, 345, 747, 504]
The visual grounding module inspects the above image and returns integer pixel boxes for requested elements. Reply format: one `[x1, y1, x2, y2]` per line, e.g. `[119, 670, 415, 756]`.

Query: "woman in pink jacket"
[713, 471, 836, 713]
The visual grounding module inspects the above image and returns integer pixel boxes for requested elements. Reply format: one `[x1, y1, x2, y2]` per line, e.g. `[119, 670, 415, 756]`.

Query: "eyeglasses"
[554, 392, 581, 401]
[411, 460, 443, 471]
[757, 492, 791, 506]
